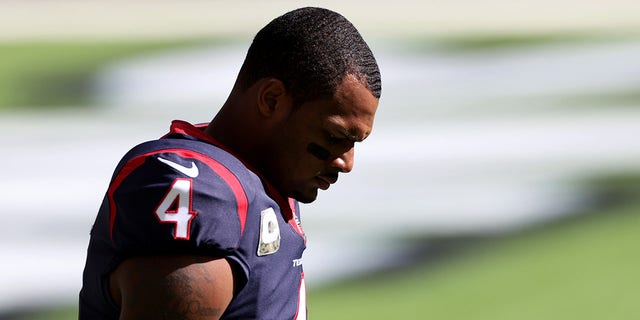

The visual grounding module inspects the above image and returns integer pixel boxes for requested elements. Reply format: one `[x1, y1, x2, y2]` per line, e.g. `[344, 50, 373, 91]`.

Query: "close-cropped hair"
[238, 7, 382, 106]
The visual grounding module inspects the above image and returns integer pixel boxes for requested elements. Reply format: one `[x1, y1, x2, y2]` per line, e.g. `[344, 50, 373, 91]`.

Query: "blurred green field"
[308, 201, 640, 319]
[0, 39, 222, 109]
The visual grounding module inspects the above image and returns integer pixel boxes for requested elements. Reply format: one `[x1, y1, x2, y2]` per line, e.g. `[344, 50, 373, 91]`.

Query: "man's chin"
[292, 189, 318, 204]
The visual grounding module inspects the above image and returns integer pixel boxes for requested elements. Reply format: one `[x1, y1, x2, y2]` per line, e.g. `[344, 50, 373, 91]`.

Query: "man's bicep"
[111, 255, 235, 320]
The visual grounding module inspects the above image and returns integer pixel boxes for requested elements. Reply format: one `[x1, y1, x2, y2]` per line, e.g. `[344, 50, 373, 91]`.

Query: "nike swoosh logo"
[157, 157, 199, 178]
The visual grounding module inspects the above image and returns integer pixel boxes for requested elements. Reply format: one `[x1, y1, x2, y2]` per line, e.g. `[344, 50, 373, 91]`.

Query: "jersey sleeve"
[108, 150, 250, 259]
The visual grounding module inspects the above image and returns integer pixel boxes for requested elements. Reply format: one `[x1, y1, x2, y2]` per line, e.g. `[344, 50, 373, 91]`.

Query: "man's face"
[265, 75, 379, 203]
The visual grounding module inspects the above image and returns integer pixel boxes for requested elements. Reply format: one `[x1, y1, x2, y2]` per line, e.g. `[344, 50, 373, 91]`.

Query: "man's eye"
[327, 135, 342, 144]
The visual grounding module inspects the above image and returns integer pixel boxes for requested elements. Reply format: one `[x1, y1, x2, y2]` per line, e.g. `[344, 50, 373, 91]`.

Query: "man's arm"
[109, 255, 235, 320]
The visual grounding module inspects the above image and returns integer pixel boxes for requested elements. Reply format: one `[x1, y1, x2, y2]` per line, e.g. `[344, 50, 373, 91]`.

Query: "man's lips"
[316, 174, 338, 190]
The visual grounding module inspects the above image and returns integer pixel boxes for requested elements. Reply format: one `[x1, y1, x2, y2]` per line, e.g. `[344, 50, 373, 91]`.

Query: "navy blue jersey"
[80, 120, 307, 319]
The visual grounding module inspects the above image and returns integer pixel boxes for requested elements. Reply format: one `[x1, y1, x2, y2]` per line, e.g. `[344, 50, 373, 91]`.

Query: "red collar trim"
[167, 120, 220, 146]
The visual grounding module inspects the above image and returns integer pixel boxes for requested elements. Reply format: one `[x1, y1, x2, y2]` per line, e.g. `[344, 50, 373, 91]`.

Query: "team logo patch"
[257, 207, 280, 256]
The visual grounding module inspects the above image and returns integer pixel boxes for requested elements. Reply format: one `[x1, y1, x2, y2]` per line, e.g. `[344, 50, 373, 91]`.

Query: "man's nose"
[330, 148, 354, 173]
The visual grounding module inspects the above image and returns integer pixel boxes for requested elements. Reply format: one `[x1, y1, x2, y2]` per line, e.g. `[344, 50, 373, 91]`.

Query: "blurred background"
[1, 0, 639, 319]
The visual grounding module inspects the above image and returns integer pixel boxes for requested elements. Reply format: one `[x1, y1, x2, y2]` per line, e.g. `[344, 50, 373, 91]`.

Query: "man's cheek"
[306, 142, 330, 161]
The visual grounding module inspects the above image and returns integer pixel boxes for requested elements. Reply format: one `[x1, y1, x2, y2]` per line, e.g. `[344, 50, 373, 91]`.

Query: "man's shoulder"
[116, 137, 256, 184]
[122, 137, 234, 165]
[106, 138, 259, 254]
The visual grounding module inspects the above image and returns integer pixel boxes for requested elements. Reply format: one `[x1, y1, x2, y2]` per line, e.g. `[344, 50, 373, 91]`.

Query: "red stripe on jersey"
[108, 156, 147, 239]
[288, 198, 306, 241]
[108, 148, 249, 240]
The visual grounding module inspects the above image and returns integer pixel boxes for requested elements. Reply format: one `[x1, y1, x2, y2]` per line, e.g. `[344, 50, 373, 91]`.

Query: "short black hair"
[237, 7, 381, 105]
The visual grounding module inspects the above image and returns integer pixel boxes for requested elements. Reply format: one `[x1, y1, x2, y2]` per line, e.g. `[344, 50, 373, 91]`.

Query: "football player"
[80, 7, 381, 319]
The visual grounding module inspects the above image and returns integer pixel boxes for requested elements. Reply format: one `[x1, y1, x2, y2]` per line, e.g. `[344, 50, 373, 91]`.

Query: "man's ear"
[257, 78, 292, 118]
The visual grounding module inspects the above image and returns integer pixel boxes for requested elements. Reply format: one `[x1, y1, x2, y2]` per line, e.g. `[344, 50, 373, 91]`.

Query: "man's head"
[237, 7, 381, 107]
[210, 7, 381, 203]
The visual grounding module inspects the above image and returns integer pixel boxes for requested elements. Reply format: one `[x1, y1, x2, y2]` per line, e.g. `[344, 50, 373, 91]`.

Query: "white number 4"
[155, 178, 198, 240]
